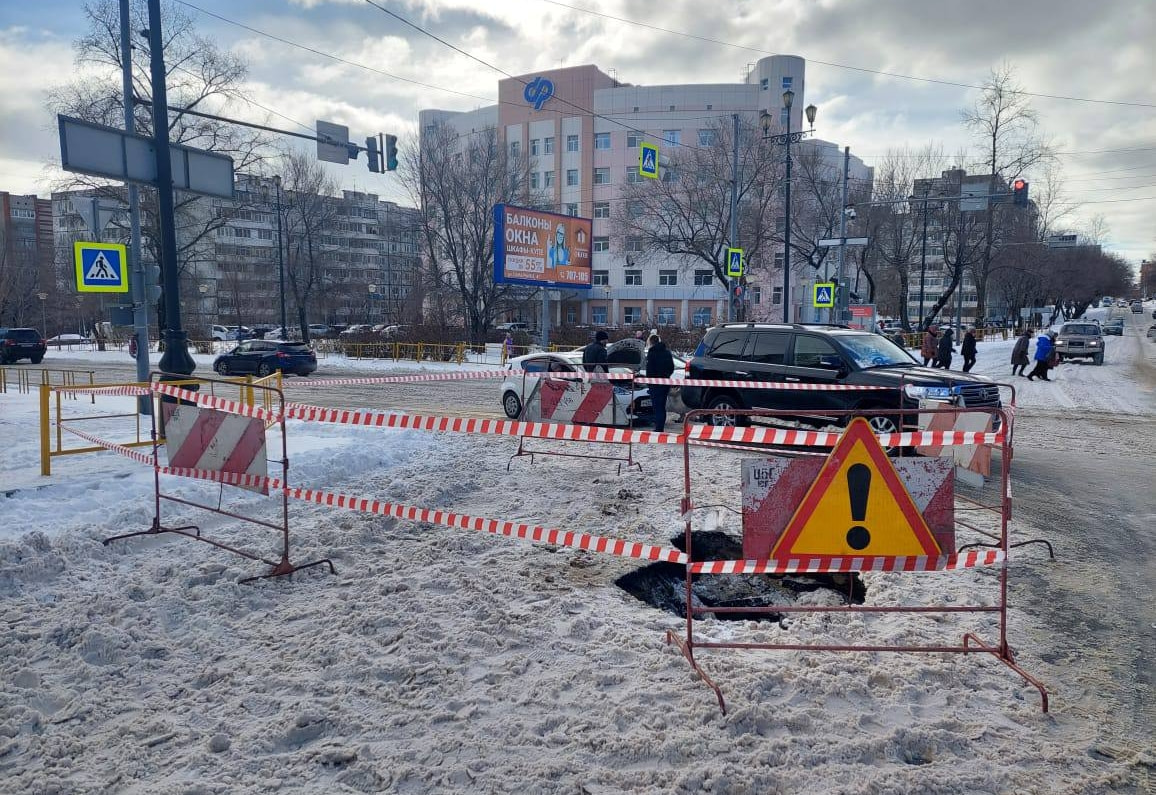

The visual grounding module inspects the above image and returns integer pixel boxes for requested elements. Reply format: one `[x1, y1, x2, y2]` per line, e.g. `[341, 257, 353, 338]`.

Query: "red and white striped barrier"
[686, 424, 1004, 448]
[164, 403, 270, 495]
[153, 383, 276, 422]
[62, 384, 151, 397]
[690, 549, 1005, 574]
[59, 424, 156, 467]
[521, 379, 620, 425]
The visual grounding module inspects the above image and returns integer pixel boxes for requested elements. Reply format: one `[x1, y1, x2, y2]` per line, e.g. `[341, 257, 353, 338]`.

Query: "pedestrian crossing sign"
[813, 282, 835, 308]
[639, 142, 659, 179]
[726, 247, 744, 278]
[74, 241, 128, 293]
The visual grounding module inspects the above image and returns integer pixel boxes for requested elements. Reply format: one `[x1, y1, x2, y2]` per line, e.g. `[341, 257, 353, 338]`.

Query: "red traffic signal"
[1012, 179, 1029, 207]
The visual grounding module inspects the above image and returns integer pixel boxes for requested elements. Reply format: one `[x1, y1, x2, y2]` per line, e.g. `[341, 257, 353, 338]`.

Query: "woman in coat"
[1026, 331, 1054, 381]
[961, 328, 978, 372]
[936, 328, 955, 369]
[920, 325, 939, 366]
[1011, 330, 1031, 376]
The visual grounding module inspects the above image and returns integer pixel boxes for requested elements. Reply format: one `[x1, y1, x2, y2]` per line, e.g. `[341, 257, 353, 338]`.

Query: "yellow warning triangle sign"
[771, 417, 941, 558]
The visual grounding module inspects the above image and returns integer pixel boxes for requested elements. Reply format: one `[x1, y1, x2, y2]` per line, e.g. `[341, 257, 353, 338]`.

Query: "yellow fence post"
[40, 384, 51, 476]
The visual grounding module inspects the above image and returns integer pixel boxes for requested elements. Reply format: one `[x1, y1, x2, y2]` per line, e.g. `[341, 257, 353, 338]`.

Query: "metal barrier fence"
[2, 367, 97, 403]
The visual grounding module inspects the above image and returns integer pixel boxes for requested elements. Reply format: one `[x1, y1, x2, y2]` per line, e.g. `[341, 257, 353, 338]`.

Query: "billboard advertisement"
[493, 204, 593, 289]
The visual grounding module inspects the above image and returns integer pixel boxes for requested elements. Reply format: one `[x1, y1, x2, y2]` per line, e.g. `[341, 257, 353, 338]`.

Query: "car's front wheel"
[706, 393, 747, 427]
[1093, 353, 1104, 365]
[502, 391, 522, 419]
[215, 360, 230, 375]
[257, 363, 273, 377]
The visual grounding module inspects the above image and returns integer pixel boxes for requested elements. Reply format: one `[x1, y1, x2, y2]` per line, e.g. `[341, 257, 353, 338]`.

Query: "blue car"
[213, 340, 317, 377]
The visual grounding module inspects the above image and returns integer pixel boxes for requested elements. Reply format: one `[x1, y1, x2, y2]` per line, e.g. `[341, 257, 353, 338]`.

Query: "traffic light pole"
[728, 113, 738, 323]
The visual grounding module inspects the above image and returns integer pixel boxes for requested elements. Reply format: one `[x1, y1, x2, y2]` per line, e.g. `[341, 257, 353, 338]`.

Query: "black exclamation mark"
[846, 463, 871, 550]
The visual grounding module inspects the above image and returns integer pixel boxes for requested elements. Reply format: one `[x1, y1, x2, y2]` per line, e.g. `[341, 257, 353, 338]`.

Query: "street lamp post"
[37, 292, 48, 335]
[272, 176, 287, 334]
[198, 283, 210, 343]
[367, 284, 377, 321]
[762, 92, 817, 323]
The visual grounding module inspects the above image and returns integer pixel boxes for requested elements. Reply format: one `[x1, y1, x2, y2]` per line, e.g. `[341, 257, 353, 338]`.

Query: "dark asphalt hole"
[615, 531, 866, 622]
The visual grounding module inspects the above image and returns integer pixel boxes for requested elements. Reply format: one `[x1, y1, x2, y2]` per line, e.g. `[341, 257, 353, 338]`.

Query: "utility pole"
[728, 113, 738, 323]
[120, 0, 150, 412]
[833, 146, 850, 324]
[148, 0, 194, 378]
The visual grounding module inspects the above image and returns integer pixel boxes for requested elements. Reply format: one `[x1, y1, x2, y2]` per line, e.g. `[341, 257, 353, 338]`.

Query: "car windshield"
[837, 333, 915, 369]
[1062, 324, 1099, 335]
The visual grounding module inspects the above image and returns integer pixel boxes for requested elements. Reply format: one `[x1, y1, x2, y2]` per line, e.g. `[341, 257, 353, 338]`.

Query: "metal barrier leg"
[963, 632, 1050, 712]
[665, 630, 727, 715]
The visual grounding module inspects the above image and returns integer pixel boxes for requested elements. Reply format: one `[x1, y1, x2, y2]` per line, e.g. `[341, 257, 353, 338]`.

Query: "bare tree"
[280, 153, 338, 344]
[400, 124, 535, 339]
[618, 118, 784, 319]
[47, 0, 270, 331]
[961, 64, 1054, 323]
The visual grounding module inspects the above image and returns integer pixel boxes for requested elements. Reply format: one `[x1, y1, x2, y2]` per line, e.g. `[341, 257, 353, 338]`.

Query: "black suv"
[681, 323, 1000, 433]
[0, 327, 47, 364]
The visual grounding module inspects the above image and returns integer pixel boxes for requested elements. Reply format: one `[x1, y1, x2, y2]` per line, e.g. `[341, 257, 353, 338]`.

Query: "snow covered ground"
[1, 310, 1153, 793]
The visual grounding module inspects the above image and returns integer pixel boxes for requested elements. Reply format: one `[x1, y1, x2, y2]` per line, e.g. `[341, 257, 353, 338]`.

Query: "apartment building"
[0, 192, 54, 327]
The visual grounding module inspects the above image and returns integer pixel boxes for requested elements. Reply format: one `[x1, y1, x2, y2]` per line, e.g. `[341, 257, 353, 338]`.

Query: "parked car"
[339, 324, 374, 337]
[1102, 318, 1125, 336]
[0, 327, 46, 364]
[249, 325, 277, 339]
[213, 340, 317, 377]
[307, 324, 331, 337]
[680, 323, 1000, 433]
[210, 324, 252, 341]
[1054, 321, 1105, 365]
[1147, 324, 1156, 341]
[496, 322, 533, 332]
[45, 333, 91, 347]
[1130, 300, 1143, 313]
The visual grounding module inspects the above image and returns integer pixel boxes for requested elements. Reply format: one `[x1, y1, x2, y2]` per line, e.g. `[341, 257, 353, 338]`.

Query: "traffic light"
[1012, 179, 1029, 208]
[144, 263, 162, 304]
[365, 135, 381, 173]
[384, 134, 398, 172]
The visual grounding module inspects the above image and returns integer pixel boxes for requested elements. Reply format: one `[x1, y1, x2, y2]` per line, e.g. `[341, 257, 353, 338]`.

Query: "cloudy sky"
[2, 0, 1153, 265]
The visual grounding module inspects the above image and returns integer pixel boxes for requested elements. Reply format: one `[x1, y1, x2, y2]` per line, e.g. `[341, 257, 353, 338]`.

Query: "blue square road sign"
[74, 241, 129, 293]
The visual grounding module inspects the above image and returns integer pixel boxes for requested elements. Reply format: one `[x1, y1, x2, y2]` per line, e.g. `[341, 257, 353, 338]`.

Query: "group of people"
[581, 330, 676, 432]
[1011, 328, 1059, 381]
[919, 325, 978, 372]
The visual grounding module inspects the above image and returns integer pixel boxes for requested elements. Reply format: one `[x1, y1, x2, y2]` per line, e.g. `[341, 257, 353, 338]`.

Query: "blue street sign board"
[726, 247, 744, 278]
[639, 142, 659, 179]
[813, 282, 835, 308]
[74, 241, 128, 293]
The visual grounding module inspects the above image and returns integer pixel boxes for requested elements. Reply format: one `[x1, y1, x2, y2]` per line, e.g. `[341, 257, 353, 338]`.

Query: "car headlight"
[1088, 340, 1100, 346]
[904, 385, 954, 400]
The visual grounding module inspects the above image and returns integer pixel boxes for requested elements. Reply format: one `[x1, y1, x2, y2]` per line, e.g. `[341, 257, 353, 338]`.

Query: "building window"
[543, 136, 554, 154]
[566, 308, 577, 324]
[593, 168, 611, 185]
[530, 138, 540, 156]
[509, 141, 520, 157]
[592, 306, 607, 325]
[661, 167, 679, 183]
[663, 130, 681, 146]
[566, 169, 579, 186]
[782, 76, 793, 90]
[592, 270, 609, 285]
[623, 306, 642, 325]
[544, 171, 555, 188]
[566, 203, 579, 216]
[627, 133, 640, 148]
[593, 237, 610, 252]
[626, 168, 643, 183]
[774, 252, 784, 269]
[760, 78, 769, 90]
[698, 129, 716, 146]
[530, 172, 540, 189]
[657, 307, 676, 325]
[694, 269, 713, 286]
[594, 202, 610, 218]
[627, 201, 643, 218]
[692, 307, 712, 327]
[753, 285, 762, 304]
[626, 237, 644, 253]
[658, 269, 677, 286]
[624, 269, 642, 286]
[258, 229, 273, 240]
[566, 134, 579, 152]
[594, 132, 611, 150]
[772, 285, 783, 305]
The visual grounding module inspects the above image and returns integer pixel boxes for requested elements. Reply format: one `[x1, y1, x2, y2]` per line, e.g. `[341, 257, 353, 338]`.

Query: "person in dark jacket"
[582, 330, 609, 372]
[920, 325, 939, 366]
[935, 328, 955, 369]
[1010, 329, 1031, 376]
[960, 327, 978, 372]
[644, 334, 676, 432]
[1026, 331, 1054, 381]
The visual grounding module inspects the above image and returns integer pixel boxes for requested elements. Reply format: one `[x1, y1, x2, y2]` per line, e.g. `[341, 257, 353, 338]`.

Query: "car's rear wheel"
[502, 391, 522, 419]
[30, 355, 43, 364]
[215, 360, 230, 375]
[706, 393, 747, 427]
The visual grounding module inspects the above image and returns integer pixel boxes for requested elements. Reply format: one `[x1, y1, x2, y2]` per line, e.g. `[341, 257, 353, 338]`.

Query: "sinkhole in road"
[615, 531, 866, 622]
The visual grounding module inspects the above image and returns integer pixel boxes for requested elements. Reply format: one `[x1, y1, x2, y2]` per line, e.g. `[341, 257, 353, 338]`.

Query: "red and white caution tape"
[686, 425, 1004, 448]
[690, 549, 1005, 573]
[59, 424, 157, 467]
[153, 383, 276, 422]
[60, 384, 151, 397]
[283, 403, 682, 444]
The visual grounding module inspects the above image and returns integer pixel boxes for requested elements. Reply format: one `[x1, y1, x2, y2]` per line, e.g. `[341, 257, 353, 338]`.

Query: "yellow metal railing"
[39, 374, 279, 476]
[341, 341, 469, 364]
[2, 367, 97, 403]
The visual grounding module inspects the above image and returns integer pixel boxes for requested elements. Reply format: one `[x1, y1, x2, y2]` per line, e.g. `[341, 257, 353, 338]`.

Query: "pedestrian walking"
[961, 327, 978, 372]
[503, 332, 515, 363]
[921, 325, 939, 367]
[1026, 331, 1055, 381]
[582, 330, 609, 372]
[644, 334, 676, 432]
[1011, 329, 1031, 376]
[936, 328, 955, 369]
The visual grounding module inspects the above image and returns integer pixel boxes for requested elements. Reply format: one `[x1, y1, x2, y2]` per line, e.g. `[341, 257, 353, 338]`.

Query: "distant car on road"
[307, 324, 331, 337]
[496, 322, 532, 332]
[213, 340, 317, 377]
[1054, 321, 1104, 365]
[1130, 300, 1143, 313]
[1102, 318, 1125, 336]
[0, 327, 46, 364]
[45, 333, 91, 347]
